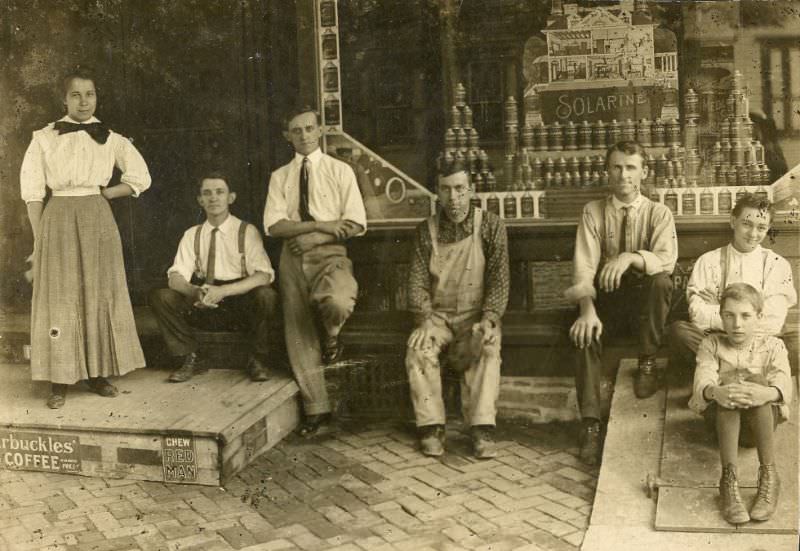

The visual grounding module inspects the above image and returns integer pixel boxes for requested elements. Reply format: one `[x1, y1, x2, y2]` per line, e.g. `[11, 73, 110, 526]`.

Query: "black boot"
[719, 463, 749, 525]
[750, 464, 780, 521]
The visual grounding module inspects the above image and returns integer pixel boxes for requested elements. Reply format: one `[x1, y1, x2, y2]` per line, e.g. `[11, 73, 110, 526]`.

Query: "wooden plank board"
[0, 363, 300, 485]
[655, 379, 798, 534]
[660, 381, 798, 488]
[0, 364, 295, 437]
[656, 487, 799, 534]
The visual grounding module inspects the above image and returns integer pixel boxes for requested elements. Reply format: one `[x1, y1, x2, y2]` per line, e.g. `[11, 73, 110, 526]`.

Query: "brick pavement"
[0, 420, 597, 551]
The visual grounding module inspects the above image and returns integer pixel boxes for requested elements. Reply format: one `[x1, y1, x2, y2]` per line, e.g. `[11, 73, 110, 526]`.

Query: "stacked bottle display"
[438, 85, 542, 220]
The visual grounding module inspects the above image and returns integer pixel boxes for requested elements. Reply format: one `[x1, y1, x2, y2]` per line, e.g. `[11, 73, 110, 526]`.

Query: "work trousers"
[575, 272, 673, 420]
[279, 243, 357, 416]
[669, 321, 799, 375]
[405, 312, 502, 427]
[148, 285, 278, 358]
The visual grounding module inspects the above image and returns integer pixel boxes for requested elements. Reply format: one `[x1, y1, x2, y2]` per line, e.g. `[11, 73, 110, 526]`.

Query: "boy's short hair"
[720, 282, 764, 314]
[60, 65, 98, 97]
[436, 158, 470, 181]
[732, 192, 774, 222]
[197, 171, 233, 194]
[605, 140, 649, 167]
[282, 105, 321, 130]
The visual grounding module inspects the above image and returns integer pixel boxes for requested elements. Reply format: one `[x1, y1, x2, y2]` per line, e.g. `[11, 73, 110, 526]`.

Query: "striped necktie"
[206, 228, 219, 284]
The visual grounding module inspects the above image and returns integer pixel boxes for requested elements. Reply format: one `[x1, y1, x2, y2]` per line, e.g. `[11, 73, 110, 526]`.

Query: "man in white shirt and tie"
[566, 141, 678, 465]
[263, 106, 367, 437]
[670, 194, 798, 375]
[149, 172, 278, 383]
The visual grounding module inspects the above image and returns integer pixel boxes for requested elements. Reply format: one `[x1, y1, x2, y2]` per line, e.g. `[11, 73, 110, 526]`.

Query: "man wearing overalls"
[149, 172, 279, 382]
[670, 193, 797, 389]
[263, 106, 367, 437]
[565, 141, 678, 466]
[406, 161, 509, 459]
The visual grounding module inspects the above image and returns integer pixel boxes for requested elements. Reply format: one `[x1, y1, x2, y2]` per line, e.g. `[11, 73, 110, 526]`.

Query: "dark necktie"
[54, 121, 110, 144]
[619, 206, 631, 253]
[299, 157, 314, 222]
[206, 228, 219, 284]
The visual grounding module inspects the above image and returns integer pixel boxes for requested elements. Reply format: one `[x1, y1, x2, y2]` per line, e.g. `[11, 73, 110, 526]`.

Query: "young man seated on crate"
[405, 159, 509, 459]
[149, 172, 278, 383]
[669, 193, 798, 390]
[565, 140, 678, 466]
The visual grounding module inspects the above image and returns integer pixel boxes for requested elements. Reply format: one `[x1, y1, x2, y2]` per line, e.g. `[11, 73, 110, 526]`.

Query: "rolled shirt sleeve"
[112, 133, 151, 197]
[244, 225, 275, 283]
[263, 170, 289, 236]
[166, 228, 197, 282]
[636, 205, 677, 276]
[338, 162, 368, 236]
[565, 204, 602, 302]
[20, 133, 47, 203]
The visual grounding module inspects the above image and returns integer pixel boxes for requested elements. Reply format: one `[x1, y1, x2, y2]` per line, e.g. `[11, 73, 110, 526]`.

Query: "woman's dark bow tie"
[54, 121, 110, 144]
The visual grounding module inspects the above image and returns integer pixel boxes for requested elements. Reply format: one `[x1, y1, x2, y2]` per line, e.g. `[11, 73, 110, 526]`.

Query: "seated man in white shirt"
[670, 194, 798, 377]
[263, 106, 367, 437]
[149, 172, 278, 382]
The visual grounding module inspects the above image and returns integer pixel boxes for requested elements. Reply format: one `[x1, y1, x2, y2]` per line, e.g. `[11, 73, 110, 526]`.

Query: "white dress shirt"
[565, 193, 678, 301]
[20, 116, 151, 203]
[167, 214, 275, 284]
[263, 147, 367, 236]
[687, 244, 797, 335]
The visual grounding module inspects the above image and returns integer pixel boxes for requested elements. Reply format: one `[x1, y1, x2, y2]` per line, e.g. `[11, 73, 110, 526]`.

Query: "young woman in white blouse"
[20, 66, 152, 409]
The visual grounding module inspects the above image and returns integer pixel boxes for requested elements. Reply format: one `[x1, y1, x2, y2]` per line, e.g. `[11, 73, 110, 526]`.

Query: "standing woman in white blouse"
[20, 66, 152, 409]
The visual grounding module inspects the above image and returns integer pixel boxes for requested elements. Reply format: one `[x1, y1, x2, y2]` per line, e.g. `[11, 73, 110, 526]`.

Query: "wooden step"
[0, 364, 300, 486]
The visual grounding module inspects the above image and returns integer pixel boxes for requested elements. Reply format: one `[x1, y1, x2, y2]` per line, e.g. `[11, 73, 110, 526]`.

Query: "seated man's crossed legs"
[406, 312, 502, 459]
[149, 284, 279, 382]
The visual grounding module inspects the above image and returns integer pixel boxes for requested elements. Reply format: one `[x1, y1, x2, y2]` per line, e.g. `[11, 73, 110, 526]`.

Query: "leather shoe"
[298, 413, 332, 438]
[47, 385, 67, 409]
[87, 377, 118, 397]
[633, 357, 660, 399]
[471, 425, 498, 459]
[322, 335, 343, 364]
[419, 425, 445, 457]
[168, 352, 206, 383]
[247, 356, 270, 382]
[579, 419, 602, 466]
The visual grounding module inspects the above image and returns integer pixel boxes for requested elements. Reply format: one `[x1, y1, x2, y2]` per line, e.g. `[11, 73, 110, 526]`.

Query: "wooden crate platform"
[0, 364, 300, 486]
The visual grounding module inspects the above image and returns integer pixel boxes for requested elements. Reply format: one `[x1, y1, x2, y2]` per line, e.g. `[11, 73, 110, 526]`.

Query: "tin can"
[579, 120, 592, 149]
[323, 62, 339, 92]
[522, 124, 534, 149]
[718, 188, 732, 214]
[548, 122, 563, 151]
[684, 88, 699, 120]
[652, 119, 665, 147]
[322, 30, 338, 59]
[463, 105, 473, 129]
[533, 124, 547, 151]
[622, 119, 636, 142]
[565, 121, 578, 150]
[608, 119, 622, 145]
[323, 96, 340, 125]
[320, 0, 337, 27]
[636, 119, 652, 147]
[450, 106, 462, 129]
[455, 82, 467, 107]
[593, 120, 606, 149]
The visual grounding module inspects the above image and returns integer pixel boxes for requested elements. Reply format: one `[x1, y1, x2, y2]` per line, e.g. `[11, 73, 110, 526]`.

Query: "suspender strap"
[238, 221, 248, 278]
[193, 225, 203, 277]
[428, 215, 439, 257]
[193, 222, 250, 280]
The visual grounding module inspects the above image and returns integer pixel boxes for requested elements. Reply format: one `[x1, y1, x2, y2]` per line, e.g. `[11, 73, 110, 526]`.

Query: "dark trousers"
[148, 285, 279, 358]
[575, 272, 673, 420]
[669, 321, 799, 375]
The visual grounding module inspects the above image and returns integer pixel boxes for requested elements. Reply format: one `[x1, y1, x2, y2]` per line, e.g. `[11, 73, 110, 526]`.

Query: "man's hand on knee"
[570, 312, 603, 349]
[408, 319, 439, 351]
